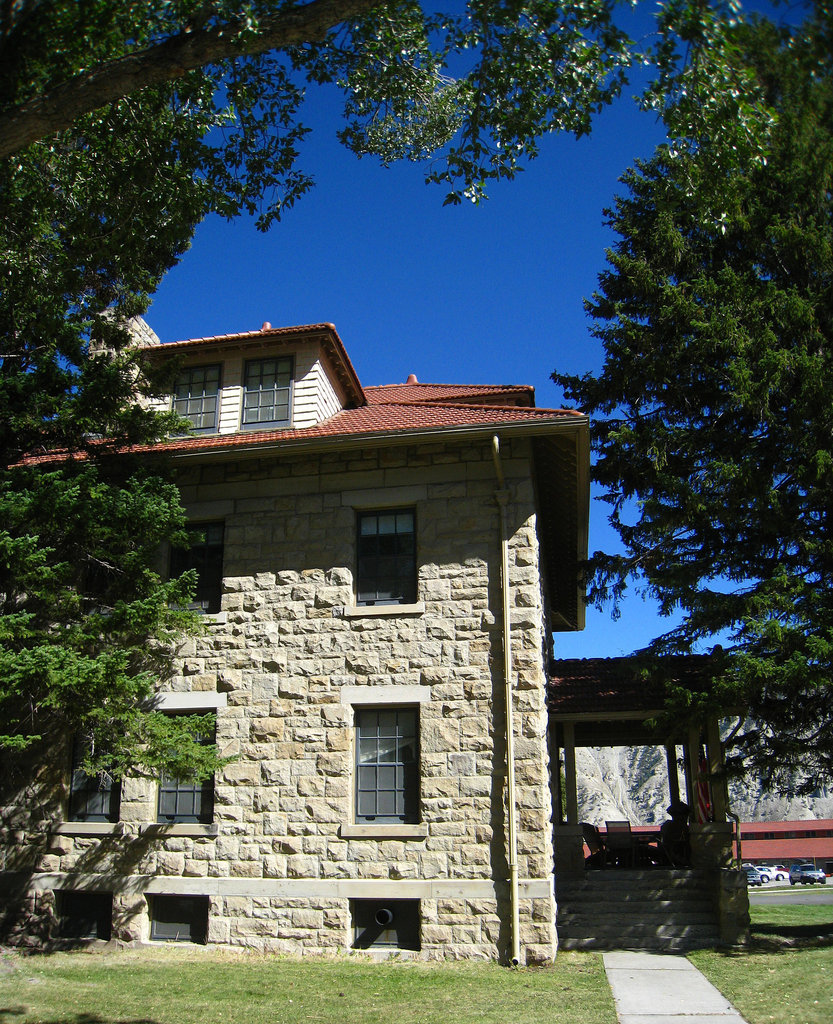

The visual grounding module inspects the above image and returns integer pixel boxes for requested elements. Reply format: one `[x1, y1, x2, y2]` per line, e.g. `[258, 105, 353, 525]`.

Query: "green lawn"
[690, 903, 833, 1024]
[4, 903, 832, 1024]
[0, 947, 617, 1024]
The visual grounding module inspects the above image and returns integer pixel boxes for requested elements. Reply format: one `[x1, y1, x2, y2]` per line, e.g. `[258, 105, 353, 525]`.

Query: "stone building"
[0, 322, 589, 962]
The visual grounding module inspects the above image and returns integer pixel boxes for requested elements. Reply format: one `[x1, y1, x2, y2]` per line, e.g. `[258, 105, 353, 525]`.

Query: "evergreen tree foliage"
[0, 1, 816, 780]
[555, 7, 833, 792]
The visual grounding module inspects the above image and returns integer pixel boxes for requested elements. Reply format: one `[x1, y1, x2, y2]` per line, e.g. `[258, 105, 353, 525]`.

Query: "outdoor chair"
[604, 819, 636, 868]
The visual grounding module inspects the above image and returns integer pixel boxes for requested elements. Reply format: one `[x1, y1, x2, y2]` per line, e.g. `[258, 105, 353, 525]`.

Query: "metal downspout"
[492, 435, 521, 966]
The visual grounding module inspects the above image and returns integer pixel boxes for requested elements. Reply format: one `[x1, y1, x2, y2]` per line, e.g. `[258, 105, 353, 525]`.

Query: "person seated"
[660, 800, 691, 866]
[581, 822, 606, 868]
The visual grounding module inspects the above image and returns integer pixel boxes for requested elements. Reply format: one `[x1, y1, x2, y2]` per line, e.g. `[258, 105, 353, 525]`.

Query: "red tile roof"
[548, 656, 714, 717]
[21, 322, 590, 630]
[364, 383, 536, 407]
[146, 322, 341, 352]
[144, 401, 583, 456]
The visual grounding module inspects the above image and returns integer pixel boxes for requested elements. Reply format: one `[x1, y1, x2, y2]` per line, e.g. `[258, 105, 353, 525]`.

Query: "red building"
[738, 819, 833, 874]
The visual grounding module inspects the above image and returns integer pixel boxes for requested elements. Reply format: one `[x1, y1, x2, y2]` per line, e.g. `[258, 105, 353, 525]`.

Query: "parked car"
[744, 866, 764, 887]
[789, 862, 827, 885]
[743, 863, 771, 884]
[771, 864, 789, 881]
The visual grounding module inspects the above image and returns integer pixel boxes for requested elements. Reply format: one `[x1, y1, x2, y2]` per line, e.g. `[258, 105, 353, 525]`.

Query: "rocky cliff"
[576, 745, 833, 825]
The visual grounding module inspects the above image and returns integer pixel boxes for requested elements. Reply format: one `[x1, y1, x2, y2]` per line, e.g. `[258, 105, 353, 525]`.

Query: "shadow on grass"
[1, 1013, 160, 1024]
[746, 920, 833, 953]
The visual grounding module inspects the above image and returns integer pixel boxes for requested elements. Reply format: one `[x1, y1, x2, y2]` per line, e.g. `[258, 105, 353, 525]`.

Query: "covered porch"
[548, 657, 749, 950]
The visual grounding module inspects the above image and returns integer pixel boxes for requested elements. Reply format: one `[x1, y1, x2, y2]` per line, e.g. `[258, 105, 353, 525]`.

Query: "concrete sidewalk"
[602, 951, 749, 1024]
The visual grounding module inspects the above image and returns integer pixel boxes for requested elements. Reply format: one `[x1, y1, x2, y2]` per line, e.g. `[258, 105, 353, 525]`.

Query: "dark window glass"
[68, 735, 120, 823]
[149, 895, 208, 943]
[170, 523, 224, 614]
[157, 716, 215, 825]
[157, 772, 214, 824]
[57, 891, 112, 940]
[352, 899, 420, 950]
[355, 708, 418, 824]
[172, 365, 221, 431]
[242, 356, 292, 427]
[356, 509, 416, 605]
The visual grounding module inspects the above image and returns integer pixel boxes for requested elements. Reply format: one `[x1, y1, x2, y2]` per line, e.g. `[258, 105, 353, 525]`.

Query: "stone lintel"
[339, 824, 428, 839]
[339, 685, 432, 705]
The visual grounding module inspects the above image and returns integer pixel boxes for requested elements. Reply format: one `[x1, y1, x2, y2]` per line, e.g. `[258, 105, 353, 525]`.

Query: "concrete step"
[559, 932, 721, 953]
[557, 894, 714, 911]
[558, 920, 722, 951]
[558, 908, 717, 926]
[554, 869, 724, 952]
[557, 883, 713, 899]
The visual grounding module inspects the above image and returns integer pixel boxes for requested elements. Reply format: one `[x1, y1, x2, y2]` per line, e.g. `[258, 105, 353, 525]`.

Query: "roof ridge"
[156, 322, 339, 347]
[357, 399, 580, 417]
[365, 382, 530, 390]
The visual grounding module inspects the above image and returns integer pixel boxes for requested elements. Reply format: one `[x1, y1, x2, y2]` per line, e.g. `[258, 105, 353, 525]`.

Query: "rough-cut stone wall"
[0, 437, 556, 962]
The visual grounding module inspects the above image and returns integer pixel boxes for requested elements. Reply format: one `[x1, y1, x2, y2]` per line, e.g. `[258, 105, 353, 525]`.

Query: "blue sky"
[147, 65, 670, 661]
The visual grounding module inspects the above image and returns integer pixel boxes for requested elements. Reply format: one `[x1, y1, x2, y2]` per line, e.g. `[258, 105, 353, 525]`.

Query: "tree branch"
[0, 0, 380, 159]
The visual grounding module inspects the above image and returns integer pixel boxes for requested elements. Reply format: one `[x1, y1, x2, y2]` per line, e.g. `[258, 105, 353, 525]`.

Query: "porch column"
[665, 745, 681, 806]
[552, 721, 584, 877]
[563, 721, 579, 825]
[706, 716, 727, 822]
[687, 723, 733, 869]
[685, 726, 699, 810]
[548, 724, 563, 825]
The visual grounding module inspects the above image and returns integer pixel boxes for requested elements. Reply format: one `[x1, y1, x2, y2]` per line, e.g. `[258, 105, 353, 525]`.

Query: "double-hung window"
[172, 365, 221, 432]
[68, 734, 120, 823]
[355, 708, 418, 824]
[157, 716, 215, 825]
[356, 509, 416, 606]
[242, 356, 293, 427]
[170, 523, 224, 614]
[157, 771, 213, 824]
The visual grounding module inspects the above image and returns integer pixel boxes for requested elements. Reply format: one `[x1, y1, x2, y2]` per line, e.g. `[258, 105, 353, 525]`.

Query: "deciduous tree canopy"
[0, 0, 814, 781]
[555, 6, 833, 793]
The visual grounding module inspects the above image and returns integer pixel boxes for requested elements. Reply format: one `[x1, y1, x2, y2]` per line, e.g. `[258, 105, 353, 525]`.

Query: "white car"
[770, 864, 789, 881]
[743, 862, 771, 883]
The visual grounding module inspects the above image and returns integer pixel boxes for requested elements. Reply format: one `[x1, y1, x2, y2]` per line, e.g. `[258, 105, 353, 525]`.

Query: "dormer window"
[173, 365, 221, 432]
[242, 356, 293, 428]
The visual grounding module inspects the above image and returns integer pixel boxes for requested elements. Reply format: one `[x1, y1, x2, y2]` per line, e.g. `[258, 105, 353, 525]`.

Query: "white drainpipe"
[492, 435, 521, 966]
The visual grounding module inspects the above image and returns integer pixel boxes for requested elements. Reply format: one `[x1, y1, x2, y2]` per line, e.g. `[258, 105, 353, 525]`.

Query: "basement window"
[57, 890, 112, 941]
[149, 895, 209, 943]
[352, 899, 420, 951]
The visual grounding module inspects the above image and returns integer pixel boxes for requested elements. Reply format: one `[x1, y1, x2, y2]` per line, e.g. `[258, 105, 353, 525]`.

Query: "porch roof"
[547, 656, 716, 744]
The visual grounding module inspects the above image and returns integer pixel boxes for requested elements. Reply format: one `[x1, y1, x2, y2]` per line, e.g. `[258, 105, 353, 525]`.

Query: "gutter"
[491, 434, 521, 966]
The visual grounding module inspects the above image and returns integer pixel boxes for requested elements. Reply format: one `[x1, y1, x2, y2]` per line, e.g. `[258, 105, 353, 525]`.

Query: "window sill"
[240, 422, 292, 431]
[341, 602, 425, 619]
[339, 823, 428, 839]
[55, 822, 124, 836]
[140, 823, 219, 838]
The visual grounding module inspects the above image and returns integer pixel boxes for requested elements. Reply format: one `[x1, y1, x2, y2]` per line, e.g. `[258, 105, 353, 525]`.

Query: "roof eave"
[159, 414, 589, 462]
